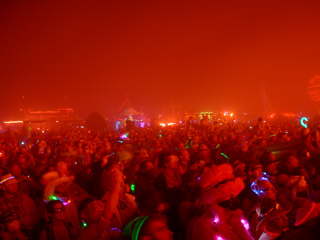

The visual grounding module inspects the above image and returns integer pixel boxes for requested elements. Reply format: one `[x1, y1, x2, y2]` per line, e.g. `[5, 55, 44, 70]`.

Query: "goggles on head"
[87, 200, 103, 212]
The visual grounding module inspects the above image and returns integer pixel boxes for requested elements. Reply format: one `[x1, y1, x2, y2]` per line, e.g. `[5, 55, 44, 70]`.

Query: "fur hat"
[198, 164, 234, 190]
[198, 164, 245, 205]
[40, 171, 74, 202]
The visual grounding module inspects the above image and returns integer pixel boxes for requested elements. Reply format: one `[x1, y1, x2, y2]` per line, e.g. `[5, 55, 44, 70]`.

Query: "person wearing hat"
[41, 171, 81, 236]
[0, 174, 38, 235]
[187, 163, 253, 240]
[0, 209, 28, 240]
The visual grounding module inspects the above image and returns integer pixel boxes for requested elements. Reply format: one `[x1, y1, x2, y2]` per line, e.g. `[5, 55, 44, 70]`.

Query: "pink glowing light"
[212, 215, 220, 224]
[241, 217, 250, 232]
[63, 200, 71, 206]
[0, 176, 15, 184]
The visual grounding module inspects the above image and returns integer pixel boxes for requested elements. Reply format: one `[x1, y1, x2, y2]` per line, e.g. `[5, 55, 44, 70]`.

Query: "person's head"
[113, 150, 132, 171]
[138, 148, 149, 159]
[16, 154, 27, 170]
[247, 160, 263, 180]
[283, 154, 300, 173]
[163, 154, 179, 170]
[44, 146, 51, 156]
[9, 163, 22, 178]
[252, 178, 277, 200]
[139, 215, 173, 240]
[234, 163, 247, 182]
[83, 144, 90, 154]
[301, 128, 311, 140]
[54, 181, 69, 196]
[178, 149, 190, 167]
[1, 174, 18, 195]
[63, 156, 74, 169]
[104, 141, 111, 152]
[79, 197, 104, 225]
[56, 161, 69, 177]
[138, 160, 155, 182]
[182, 169, 200, 193]
[46, 200, 66, 222]
[140, 160, 154, 173]
[124, 214, 173, 240]
[198, 164, 245, 206]
[260, 151, 278, 176]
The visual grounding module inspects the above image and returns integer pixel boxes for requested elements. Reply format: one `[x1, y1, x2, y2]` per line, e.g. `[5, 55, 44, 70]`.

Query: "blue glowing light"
[300, 117, 308, 128]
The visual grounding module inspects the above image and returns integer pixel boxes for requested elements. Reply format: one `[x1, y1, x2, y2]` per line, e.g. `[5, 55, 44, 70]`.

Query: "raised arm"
[101, 170, 122, 221]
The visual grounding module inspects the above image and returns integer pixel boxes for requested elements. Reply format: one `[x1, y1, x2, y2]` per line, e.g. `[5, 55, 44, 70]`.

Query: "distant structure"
[3, 108, 83, 131]
[115, 97, 149, 130]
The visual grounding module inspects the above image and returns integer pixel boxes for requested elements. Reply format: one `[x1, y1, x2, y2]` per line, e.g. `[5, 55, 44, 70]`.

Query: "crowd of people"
[0, 116, 320, 240]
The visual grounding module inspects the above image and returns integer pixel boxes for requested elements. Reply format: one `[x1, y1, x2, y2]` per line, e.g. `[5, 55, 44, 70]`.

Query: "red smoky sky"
[1, 0, 320, 119]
